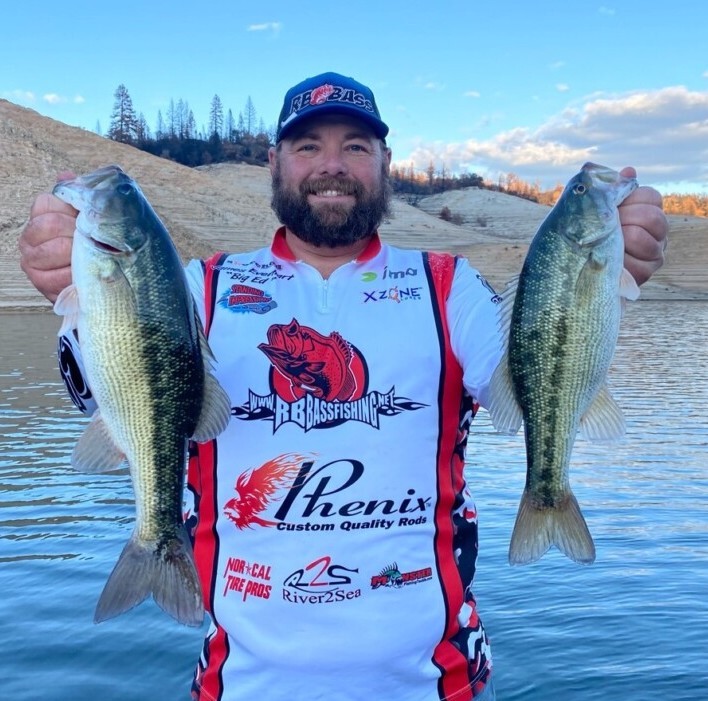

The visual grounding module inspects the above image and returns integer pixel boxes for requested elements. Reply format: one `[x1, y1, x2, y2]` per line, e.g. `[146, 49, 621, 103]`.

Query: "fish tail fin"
[508, 489, 596, 566]
[94, 527, 204, 627]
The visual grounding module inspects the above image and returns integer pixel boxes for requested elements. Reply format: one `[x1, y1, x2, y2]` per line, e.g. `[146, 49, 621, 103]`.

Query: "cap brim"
[278, 104, 389, 142]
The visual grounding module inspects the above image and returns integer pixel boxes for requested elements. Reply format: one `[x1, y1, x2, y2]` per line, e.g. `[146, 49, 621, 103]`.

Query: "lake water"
[1, 302, 706, 700]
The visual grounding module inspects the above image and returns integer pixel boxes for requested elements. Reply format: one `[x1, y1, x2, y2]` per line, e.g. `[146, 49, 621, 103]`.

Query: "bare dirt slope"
[1, 99, 705, 310]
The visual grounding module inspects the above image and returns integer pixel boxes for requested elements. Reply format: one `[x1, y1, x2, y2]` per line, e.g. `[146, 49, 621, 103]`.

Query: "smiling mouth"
[314, 190, 351, 197]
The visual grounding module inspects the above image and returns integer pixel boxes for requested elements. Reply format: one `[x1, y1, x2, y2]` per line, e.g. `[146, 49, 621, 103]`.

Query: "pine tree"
[224, 109, 235, 141]
[209, 94, 224, 139]
[107, 84, 138, 144]
[244, 96, 257, 135]
[155, 110, 165, 140]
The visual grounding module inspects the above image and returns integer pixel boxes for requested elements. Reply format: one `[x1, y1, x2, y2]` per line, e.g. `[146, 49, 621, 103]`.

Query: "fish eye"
[117, 183, 135, 196]
[573, 184, 587, 195]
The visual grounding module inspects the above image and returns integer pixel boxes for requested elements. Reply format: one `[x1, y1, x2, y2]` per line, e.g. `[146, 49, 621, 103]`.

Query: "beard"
[270, 164, 392, 248]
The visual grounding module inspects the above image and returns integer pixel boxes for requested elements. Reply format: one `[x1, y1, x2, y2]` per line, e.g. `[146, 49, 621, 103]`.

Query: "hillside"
[1, 98, 706, 310]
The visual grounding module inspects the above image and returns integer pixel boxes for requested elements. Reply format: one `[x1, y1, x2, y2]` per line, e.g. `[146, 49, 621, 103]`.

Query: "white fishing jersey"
[183, 229, 503, 701]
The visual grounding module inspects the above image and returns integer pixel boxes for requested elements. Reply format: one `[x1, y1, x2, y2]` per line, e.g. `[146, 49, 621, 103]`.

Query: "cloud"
[247, 22, 282, 34]
[40, 92, 86, 105]
[464, 90, 481, 98]
[556, 83, 570, 92]
[3, 89, 36, 103]
[598, 6, 616, 15]
[394, 86, 708, 192]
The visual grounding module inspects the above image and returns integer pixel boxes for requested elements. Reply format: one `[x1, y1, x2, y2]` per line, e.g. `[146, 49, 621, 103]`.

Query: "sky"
[2, 1, 707, 195]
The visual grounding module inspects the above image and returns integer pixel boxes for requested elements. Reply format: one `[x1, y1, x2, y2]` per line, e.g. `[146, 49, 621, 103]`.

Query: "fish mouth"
[89, 236, 129, 255]
[75, 216, 134, 256]
[581, 162, 638, 201]
[581, 162, 621, 183]
[76, 164, 127, 189]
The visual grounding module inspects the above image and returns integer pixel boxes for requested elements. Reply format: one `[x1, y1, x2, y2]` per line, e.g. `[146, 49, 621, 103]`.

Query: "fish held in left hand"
[53, 164, 231, 626]
[487, 162, 640, 567]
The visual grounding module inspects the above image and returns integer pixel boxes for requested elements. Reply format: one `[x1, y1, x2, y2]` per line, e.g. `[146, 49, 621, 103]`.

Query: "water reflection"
[1, 303, 707, 700]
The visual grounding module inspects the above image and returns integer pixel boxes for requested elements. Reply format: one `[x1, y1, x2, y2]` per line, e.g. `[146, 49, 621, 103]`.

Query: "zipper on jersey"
[319, 278, 330, 312]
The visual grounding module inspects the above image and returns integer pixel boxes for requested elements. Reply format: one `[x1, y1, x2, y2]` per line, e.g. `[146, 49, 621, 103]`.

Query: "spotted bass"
[487, 162, 640, 566]
[53, 165, 231, 625]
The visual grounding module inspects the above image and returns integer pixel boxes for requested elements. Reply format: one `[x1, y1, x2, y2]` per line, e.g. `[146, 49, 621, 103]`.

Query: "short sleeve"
[447, 257, 504, 409]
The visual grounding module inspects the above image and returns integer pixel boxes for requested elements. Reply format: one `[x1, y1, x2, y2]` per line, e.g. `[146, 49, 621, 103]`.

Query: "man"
[19, 72, 668, 701]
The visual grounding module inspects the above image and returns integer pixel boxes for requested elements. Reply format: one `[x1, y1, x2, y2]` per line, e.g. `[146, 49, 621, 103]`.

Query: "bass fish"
[487, 162, 640, 566]
[53, 165, 231, 625]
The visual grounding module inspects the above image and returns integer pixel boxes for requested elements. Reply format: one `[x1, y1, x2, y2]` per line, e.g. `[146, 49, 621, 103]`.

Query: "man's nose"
[316, 147, 348, 176]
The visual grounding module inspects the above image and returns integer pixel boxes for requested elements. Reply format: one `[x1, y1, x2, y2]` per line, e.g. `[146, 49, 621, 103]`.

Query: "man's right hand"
[19, 173, 77, 303]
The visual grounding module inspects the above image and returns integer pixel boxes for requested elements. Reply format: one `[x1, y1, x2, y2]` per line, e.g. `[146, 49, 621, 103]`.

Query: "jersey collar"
[271, 226, 382, 264]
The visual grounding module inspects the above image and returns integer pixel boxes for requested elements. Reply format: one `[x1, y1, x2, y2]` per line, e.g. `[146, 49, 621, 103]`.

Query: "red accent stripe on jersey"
[188, 252, 231, 700]
[202, 252, 229, 337]
[424, 252, 473, 701]
[196, 625, 230, 701]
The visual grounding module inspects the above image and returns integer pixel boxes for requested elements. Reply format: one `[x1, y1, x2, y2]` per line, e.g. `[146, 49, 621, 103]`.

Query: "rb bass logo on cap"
[284, 83, 376, 123]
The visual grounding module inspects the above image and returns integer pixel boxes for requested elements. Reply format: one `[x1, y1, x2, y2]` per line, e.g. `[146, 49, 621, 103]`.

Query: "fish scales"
[53, 165, 231, 625]
[488, 162, 640, 566]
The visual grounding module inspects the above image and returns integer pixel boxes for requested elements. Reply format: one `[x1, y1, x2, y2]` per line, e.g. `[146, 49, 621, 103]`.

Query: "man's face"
[269, 114, 392, 248]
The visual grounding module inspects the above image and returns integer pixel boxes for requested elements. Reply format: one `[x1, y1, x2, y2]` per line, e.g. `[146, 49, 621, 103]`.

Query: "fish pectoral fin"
[508, 489, 596, 566]
[189, 308, 231, 443]
[579, 385, 626, 442]
[94, 527, 204, 627]
[54, 284, 81, 336]
[71, 410, 128, 473]
[619, 267, 641, 301]
[191, 372, 232, 443]
[485, 352, 523, 435]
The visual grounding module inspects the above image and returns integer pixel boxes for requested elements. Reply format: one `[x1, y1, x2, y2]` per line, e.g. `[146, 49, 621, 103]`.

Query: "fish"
[258, 318, 357, 401]
[53, 164, 231, 625]
[486, 162, 641, 566]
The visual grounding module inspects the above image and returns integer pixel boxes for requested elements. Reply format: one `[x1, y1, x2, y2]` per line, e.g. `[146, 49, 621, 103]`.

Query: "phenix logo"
[223, 453, 312, 529]
[234, 318, 427, 432]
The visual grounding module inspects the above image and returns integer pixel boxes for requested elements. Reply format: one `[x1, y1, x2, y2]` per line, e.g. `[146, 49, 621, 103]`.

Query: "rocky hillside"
[1, 99, 705, 310]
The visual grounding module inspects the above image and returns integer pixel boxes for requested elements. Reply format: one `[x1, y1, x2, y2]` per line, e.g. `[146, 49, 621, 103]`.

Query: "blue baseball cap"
[276, 72, 389, 143]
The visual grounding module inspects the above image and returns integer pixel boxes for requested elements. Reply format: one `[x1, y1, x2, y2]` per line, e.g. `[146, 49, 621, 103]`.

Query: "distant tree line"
[104, 84, 707, 216]
[105, 84, 273, 167]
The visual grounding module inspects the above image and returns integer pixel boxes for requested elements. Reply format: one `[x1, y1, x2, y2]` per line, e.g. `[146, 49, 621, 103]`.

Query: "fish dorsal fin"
[191, 308, 232, 443]
[54, 284, 81, 336]
[72, 410, 128, 473]
[620, 267, 641, 301]
[579, 385, 626, 442]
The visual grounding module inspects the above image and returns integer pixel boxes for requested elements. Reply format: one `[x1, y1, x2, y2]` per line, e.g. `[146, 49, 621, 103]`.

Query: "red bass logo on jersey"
[234, 318, 427, 432]
[258, 319, 362, 402]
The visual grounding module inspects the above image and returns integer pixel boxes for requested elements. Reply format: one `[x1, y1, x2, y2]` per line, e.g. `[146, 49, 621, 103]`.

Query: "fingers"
[617, 182, 669, 286]
[19, 190, 78, 303]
